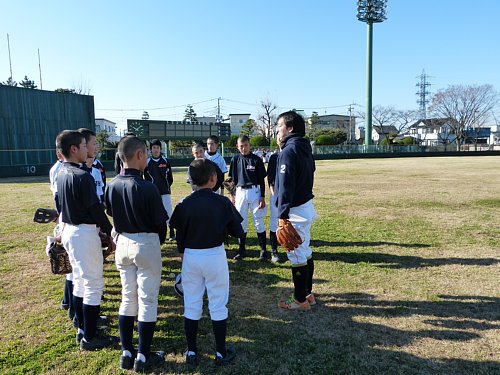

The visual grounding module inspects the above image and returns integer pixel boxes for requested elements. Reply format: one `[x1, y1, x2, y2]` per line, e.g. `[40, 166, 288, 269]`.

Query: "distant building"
[95, 118, 120, 142]
[314, 114, 355, 142]
[229, 113, 251, 136]
[372, 125, 399, 144]
[196, 116, 216, 123]
[407, 118, 455, 146]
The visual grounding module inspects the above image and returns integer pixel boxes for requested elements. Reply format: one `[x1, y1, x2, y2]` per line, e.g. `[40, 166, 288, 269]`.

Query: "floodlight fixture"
[357, 0, 388, 23]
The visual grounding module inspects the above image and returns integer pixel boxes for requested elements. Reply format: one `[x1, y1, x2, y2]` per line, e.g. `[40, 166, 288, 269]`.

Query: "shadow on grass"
[312, 251, 499, 269]
[312, 239, 432, 249]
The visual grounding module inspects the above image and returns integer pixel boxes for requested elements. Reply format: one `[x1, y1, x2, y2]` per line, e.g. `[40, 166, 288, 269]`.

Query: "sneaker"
[271, 251, 280, 263]
[168, 236, 176, 242]
[214, 346, 236, 366]
[185, 350, 198, 366]
[233, 249, 246, 260]
[277, 295, 311, 311]
[120, 355, 134, 370]
[133, 351, 165, 373]
[306, 293, 317, 306]
[258, 250, 268, 262]
[75, 332, 84, 344]
[80, 334, 116, 351]
[60, 300, 69, 310]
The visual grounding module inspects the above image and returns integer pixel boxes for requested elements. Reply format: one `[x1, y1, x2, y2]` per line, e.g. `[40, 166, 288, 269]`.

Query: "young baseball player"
[187, 142, 223, 192]
[274, 111, 317, 311]
[205, 135, 227, 194]
[56, 130, 115, 349]
[170, 158, 244, 366]
[228, 135, 268, 260]
[49, 150, 63, 213]
[105, 136, 168, 372]
[92, 157, 107, 189]
[144, 139, 175, 240]
[266, 151, 280, 263]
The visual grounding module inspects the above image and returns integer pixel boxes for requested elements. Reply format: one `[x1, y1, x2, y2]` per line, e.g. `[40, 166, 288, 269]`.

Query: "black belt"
[240, 185, 258, 189]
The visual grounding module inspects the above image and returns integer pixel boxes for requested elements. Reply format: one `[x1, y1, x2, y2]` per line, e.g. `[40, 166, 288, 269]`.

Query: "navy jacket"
[275, 134, 315, 219]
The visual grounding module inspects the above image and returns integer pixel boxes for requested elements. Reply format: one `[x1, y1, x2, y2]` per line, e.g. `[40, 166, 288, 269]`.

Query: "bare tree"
[429, 84, 498, 151]
[394, 109, 418, 134]
[358, 105, 398, 143]
[256, 99, 278, 141]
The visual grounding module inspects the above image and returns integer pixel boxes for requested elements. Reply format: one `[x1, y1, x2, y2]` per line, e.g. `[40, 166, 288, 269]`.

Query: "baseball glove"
[33, 208, 59, 224]
[223, 177, 237, 197]
[99, 231, 116, 259]
[48, 240, 72, 274]
[276, 219, 302, 252]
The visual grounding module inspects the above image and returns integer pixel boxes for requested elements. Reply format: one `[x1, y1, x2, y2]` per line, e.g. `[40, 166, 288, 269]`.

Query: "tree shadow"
[312, 251, 499, 269]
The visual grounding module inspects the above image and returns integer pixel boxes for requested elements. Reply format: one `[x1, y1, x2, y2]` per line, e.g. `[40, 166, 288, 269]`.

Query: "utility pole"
[348, 104, 354, 143]
[38, 48, 43, 90]
[7, 34, 13, 79]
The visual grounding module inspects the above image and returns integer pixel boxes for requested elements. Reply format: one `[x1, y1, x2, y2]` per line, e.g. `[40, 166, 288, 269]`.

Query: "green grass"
[0, 156, 499, 374]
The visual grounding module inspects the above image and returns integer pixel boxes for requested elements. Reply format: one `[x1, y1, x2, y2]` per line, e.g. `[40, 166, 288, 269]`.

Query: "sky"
[1, 1, 499, 134]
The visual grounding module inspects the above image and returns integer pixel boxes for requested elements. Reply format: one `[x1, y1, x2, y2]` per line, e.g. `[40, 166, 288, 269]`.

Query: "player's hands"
[230, 195, 235, 204]
[258, 197, 266, 209]
[276, 218, 302, 252]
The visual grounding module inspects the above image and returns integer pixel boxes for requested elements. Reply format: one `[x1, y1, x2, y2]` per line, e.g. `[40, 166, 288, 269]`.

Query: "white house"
[407, 118, 455, 146]
[95, 118, 120, 142]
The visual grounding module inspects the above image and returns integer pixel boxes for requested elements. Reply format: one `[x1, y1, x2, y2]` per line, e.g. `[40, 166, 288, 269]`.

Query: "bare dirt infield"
[0, 156, 498, 374]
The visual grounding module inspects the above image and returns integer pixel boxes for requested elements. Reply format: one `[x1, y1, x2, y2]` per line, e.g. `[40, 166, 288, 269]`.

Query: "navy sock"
[257, 231, 267, 251]
[291, 265, 309, 303]
[82, 304, 100, 341]
[118, 315, 135, 354]
[66, 280, 75, 320]
[238, 233, 247, 251]
[269, 231, 278, 251]
[138, 321, 156, 360]
[72, 295, 84, 330]
[212, 319, 227, 357]
[62, 279, 71, 305]
[184, 318, 198, 353]
[307, 258, 314, 295]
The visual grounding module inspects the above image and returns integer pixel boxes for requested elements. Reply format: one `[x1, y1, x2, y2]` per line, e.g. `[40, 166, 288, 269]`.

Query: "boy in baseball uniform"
[105, 136, 168, 372]
[205, 135, 227, 195]
[56, 130, 115, 350]
[144, 139, 175, 240]
[170, 158, 244, 366]
[228, 135, 268, 260]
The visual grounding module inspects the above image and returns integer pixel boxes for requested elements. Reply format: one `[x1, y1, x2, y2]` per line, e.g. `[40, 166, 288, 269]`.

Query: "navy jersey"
[105, 169, 168, 234]
[170, 188, 244, 253]
[267, 152, 278, 187]
[228, 153, 267, 197]
[275, 134, 315, 219]
[144, 156, 173, 195]
[57, 162, 112, 234]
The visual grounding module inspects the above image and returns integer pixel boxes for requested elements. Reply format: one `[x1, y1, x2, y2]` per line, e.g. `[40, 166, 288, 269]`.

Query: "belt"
[240, 185, 258, 189]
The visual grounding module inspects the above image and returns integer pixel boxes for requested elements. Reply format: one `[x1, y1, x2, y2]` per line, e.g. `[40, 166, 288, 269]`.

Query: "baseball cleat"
[306, 293, 316, 306]
[214, 346, 236, 366]
[133, 351, 165, 373]
[185, 350, 198, 366]
[120, 354, 134, 370]
[79, 334, 116, 351]
[278, 295, 311, 311]
[270, 251, 280, 263]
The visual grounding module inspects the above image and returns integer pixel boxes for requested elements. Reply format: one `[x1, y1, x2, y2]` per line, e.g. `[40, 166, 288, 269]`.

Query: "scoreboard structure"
[127, 119, 231, 141]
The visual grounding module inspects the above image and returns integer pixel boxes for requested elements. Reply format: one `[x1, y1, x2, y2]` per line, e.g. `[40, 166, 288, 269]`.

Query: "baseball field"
[0, 156, 499, 374]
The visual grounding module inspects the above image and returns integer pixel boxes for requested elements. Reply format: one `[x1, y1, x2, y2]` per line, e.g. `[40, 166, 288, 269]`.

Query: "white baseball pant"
[269, 191, 279, 232]
[182, 245, 229, 321]
[161, 194, 172, 225]
[115, 232, 162, 322]
[61, 223, 103, 306]
[235, 186, 266, 233]
[286, 200, 318, 267]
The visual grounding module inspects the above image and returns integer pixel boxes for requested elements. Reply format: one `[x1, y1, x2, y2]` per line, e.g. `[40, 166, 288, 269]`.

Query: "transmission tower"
[415, 70, 431, 120]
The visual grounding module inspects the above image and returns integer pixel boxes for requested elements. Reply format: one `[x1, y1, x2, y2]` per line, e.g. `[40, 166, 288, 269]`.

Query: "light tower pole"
[357, 0, 387, 146]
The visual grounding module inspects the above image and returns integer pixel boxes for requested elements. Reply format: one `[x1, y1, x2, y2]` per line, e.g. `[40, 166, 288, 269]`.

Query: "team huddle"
[48, 110, 317, 372]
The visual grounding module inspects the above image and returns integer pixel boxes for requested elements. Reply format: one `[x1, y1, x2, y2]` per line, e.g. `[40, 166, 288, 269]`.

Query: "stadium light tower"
[357, 0, 387, 146]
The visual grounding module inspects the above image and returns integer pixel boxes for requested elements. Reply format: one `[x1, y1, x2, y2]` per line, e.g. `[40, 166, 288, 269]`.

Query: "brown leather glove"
[276, 218, 302, 251]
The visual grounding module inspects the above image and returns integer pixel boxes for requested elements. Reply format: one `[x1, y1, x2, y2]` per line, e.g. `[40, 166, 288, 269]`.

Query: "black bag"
[48, 241, 72, 275]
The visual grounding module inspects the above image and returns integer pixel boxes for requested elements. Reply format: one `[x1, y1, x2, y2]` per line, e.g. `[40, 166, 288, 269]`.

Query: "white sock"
[186, 351, 196, 356]
[136, 353, 146, 362]
[216, 351, 223, 359]
[78, 328, 84, 335]
[122, 350, 132, 358]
